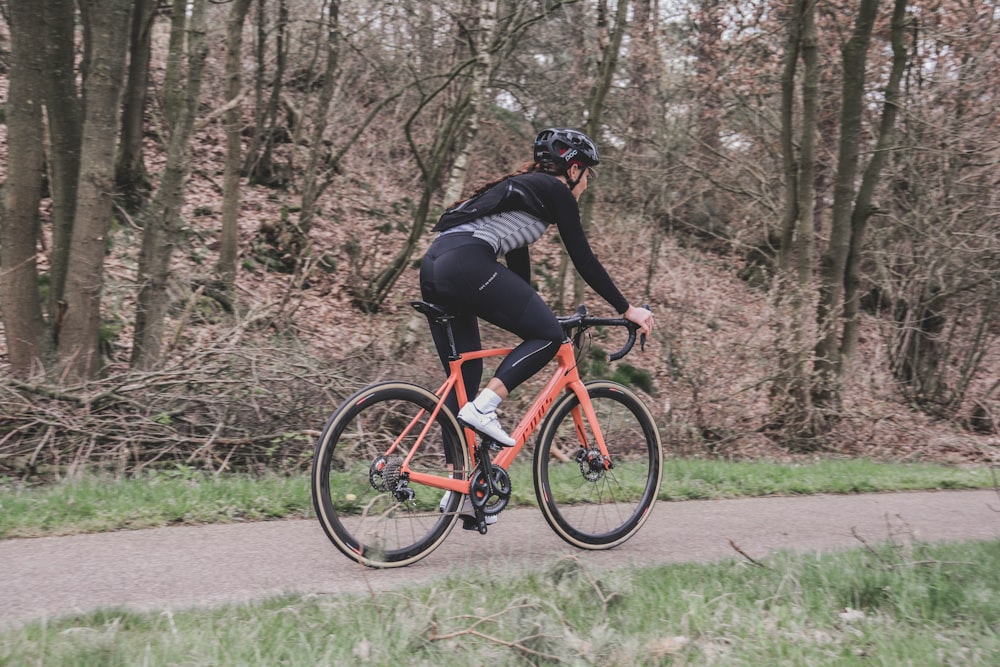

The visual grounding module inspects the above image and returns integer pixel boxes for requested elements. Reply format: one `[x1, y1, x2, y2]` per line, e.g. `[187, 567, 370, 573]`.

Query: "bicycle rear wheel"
[534, 381, 662, 549]
[311, 381, 468, 568]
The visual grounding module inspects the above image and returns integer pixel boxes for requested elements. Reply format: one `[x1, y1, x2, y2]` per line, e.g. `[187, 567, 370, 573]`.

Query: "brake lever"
[640, 303, 651, 352]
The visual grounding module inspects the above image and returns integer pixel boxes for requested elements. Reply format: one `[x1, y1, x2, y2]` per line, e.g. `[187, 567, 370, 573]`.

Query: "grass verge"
[1, 458, 994, 539]
[2, 539, 998, 665]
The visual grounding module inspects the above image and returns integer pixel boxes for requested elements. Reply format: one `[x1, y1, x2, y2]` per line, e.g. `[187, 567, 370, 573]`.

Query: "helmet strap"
[564, 163, 584, 190]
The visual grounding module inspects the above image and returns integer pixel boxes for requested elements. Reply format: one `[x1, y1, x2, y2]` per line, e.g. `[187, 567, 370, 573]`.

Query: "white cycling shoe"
[457, 403, 516, 447]
[439, 491, 497, 527]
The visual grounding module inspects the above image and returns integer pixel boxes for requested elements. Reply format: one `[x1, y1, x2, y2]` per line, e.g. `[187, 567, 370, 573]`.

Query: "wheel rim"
[313, 384, 467, 567]
[537, 384, 661, 547]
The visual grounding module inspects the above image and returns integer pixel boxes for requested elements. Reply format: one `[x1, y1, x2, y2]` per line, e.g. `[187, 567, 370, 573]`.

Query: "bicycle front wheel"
[534, 381, 662, 549]
[311, 381, 469, 568]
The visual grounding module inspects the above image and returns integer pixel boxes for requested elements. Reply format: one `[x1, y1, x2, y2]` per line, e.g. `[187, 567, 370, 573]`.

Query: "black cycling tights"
[419, 233, 565, 412]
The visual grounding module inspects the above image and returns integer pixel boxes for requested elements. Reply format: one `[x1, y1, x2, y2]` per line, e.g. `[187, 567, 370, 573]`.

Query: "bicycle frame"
[399, 339, 610, 495]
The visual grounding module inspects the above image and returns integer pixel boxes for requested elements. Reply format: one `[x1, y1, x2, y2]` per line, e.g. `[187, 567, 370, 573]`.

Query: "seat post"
[411, 300, 461, 361]
[442, 315, 459, 361]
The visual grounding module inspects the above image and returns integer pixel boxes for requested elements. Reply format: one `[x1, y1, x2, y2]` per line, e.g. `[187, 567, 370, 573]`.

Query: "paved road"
[2, 489, 998, 628]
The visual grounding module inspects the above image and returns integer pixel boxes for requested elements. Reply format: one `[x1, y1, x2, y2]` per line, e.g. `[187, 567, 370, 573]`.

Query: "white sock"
[472, 388, 502, 414]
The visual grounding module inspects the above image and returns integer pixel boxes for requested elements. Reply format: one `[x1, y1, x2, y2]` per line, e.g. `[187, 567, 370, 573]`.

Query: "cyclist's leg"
[454, 269, 564, 447]
[420, 236, 562, 441]
[419, 236, 486, 414]
[421, 235, 562, 391]
[488, 296, 563, 391]
[476, 270, 563, 392]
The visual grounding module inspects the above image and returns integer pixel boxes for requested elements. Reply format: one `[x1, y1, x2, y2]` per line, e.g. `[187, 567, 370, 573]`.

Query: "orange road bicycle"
[311, 301, 663, 568]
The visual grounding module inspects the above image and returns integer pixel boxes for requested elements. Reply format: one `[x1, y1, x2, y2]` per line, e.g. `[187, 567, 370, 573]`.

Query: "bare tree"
[440, 0, 499, 209]
[243, 0, 290, 187]
[840, 0, 909, 365]
[216, 0, 255, 288]
[877, 0, 999, 417]
[0, 0, 49, 377]
[572, 0, 630, 308]
[42, 0, 84, 322]
[131, 0, 210, 370]
[55, 0, 132, 382]
[115, 0, 157, 211]
[812, 0, 908, 416]
[298, 0, 342, 236]
[358, 0, 565, 311]
[771, 0, 820, 439]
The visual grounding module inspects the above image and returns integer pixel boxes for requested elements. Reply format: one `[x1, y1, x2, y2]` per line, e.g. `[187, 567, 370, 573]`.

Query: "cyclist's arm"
[504, 247, 531, 284]
[549, 188, 629, 315]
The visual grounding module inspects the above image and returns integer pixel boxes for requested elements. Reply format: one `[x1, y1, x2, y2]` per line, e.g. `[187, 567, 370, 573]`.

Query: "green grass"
[1, 460, 996, 664]
[658, 457, 996, 499]
[0, 458, 993, 539]
[0, 468, 312, 538]
[2, 539, 998, 666]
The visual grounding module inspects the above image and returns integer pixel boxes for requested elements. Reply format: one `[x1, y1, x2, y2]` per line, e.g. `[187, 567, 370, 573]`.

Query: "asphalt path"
[2, 489, 998, 628]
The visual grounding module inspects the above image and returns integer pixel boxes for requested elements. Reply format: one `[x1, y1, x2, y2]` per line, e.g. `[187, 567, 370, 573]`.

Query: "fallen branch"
[728, 538, 770, 568]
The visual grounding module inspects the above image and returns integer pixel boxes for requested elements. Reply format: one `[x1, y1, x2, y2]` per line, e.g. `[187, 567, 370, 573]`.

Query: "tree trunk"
[217, 0, 254, 287]
[57, 0, 131, 382]
[298, 0, 342, 235]
[244, 0, 268, 175]
[244, 0, 289, 187]
[42, 0, 83, 321]
[131, 0, 209, 370]
[841, 0, 909, 362]
[628, 0, 666, 301]
[772, 0, 819, 440]
[115, 0, 156, 211]
[573, 0, 630, 308]
[1, 0, 50, 378]
[441, 1, 498, 208]
[812, 0, 880, 409]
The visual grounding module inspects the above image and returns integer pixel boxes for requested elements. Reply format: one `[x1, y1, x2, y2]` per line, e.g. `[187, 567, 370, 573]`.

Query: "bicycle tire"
[534, 381, 662, 549]
[311, 381, 468, 568]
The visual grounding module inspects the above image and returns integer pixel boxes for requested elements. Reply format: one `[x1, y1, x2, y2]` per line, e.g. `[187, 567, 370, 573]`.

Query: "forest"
[0, 0, 997, 476]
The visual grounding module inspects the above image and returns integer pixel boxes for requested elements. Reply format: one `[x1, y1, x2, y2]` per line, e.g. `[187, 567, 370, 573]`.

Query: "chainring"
[468, 465, 511, 516]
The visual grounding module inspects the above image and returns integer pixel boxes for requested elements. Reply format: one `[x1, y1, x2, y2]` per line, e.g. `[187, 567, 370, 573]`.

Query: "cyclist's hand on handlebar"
[624, 304, 654, 337]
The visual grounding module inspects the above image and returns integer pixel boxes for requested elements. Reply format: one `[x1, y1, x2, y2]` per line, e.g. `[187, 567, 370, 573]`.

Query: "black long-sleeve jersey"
[433, 172, 629, 314]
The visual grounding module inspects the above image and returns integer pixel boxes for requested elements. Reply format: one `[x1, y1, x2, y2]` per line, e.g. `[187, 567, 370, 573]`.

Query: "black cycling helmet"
[533, 128, 600, 170]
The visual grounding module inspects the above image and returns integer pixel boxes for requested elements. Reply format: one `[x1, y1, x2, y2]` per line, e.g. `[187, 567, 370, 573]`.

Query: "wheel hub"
[576, 448, 607, 482]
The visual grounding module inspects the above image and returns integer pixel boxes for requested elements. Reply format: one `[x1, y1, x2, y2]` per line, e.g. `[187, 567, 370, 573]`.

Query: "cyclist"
[419, 127, 654, 449]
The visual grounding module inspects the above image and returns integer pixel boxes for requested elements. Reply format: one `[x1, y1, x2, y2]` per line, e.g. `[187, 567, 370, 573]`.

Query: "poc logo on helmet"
[561, 148, 578, 162]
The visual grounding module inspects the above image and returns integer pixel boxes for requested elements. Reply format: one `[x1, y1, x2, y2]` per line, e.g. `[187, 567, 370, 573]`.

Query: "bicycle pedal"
[460, 515, 494, 533]
[485, 437, 514, 451]
[461, 516, 482, 532]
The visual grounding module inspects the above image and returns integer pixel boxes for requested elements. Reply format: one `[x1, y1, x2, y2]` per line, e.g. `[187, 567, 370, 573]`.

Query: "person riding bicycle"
[419, 127, 654, 448]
